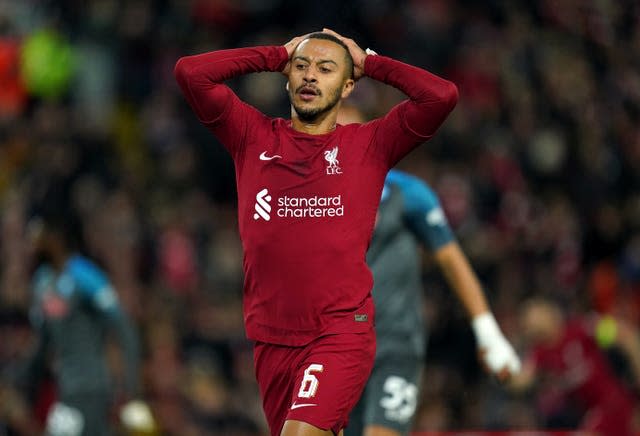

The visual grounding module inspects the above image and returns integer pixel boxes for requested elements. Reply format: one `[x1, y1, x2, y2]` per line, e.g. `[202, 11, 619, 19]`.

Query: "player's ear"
[341, 78, 354, 99]
[285, 81, 290, 91]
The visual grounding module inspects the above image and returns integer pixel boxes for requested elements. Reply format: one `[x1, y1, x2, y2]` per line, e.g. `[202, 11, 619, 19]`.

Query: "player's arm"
[391, 169, 487, 318]
[5, 300, 49, 434]
[433, 243, 489, 318]
[0, 382, 41, 436]
[101, 298, 141, 395]
[16, 311, 50, 398]
[392, 170, 520, 379]
[69, 258, 140, 395]
[324, 29, 458, 164]
[174, 40, 294, 156]
[69, 258, 156, 432]
[15, 270, 53, 398]
[433, 243, 521, 379]
[174, 44, 289, 123]
[100, 306, 156, 433]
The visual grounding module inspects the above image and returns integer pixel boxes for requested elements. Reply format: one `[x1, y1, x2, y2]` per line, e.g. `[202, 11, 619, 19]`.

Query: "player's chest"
[542, 337, 594, 379]
[241, 133, 364, 185]
[36, 274, 79, 320]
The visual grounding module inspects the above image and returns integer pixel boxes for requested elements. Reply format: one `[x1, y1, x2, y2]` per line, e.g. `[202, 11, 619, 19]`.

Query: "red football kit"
[531, 320, 636, 436]
[175, 44, 457, 434]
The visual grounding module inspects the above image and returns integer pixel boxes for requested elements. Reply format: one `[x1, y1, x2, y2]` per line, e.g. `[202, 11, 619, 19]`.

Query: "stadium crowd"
[1, 0, 639, 434]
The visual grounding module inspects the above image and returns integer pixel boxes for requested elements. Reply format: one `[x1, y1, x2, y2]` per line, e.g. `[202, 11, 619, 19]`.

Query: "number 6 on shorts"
[298, 364, 324, 398]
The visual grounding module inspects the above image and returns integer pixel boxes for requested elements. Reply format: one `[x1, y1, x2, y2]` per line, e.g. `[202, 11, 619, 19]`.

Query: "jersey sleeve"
[387, 170, 455, 250]
[17, 308, 50, 394]
[174, 46, 288, 159]
[67, 256, 120, 313]
[106, 311, 141, 398]
[67, 256, 141, 397]
[13, 272, 52, 394]
[29, 265, 56, 332]
[364, 55, 458, 166]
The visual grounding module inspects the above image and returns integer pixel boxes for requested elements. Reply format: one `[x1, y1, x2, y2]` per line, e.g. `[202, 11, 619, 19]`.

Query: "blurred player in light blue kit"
[339, 106, 520, 436]
[18, 209, 155, 436]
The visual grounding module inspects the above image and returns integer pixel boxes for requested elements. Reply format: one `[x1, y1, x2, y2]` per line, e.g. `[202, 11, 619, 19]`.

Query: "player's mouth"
[297, 86, 320, 102]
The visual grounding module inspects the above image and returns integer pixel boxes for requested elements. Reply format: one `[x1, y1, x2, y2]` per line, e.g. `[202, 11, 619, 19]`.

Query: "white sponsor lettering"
[253, 189, 344, 220]
[277, 195, 344, 218]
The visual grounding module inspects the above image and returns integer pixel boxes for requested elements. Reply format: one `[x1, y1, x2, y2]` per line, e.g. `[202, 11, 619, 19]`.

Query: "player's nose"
[302, 69, 317, 83]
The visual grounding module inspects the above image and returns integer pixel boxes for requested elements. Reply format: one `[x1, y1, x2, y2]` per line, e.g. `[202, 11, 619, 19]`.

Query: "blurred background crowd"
[1, 0, 639, 434]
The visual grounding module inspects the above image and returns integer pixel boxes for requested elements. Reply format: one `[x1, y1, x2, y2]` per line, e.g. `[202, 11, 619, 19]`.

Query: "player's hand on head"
[283, 34, 310, 57]
[322, 28, 367, 80]
[472, 313, 521, 382]
[282, 33, 312, 76]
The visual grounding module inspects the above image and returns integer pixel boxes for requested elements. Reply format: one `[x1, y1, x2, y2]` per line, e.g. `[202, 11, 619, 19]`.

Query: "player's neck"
[50, 245, 70, 271]
[290, 111, 337, 135]
[51, 254, 68, 271]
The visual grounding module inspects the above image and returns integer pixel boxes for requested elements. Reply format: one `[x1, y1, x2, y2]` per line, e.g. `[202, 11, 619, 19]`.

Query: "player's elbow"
[173, 56, 193, 87]
[438, 80, 459, 112]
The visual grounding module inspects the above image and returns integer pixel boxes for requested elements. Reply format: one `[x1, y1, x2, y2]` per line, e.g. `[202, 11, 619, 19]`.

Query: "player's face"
[287, 38, 354, 121]
[26, 218, 46, 253]
[521, 302, 561, 344]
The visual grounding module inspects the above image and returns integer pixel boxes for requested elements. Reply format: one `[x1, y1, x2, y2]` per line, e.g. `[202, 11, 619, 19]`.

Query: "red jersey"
[175, 45, 457, 346]
[532, 320, 633, 409]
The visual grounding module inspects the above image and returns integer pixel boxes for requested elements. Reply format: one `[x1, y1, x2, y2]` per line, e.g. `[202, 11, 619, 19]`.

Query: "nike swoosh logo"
[290, 403, 317, 410]
[259, 151, 282, 161]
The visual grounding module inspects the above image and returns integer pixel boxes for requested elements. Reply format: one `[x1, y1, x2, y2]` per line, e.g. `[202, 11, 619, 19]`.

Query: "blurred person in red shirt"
[511, 297, 640, 436]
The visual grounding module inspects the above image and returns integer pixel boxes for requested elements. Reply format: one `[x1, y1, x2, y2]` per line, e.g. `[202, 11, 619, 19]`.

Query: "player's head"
[520, 297, 564, 345]
[287, 32, 355, 122]
[27, 210, 81, 264]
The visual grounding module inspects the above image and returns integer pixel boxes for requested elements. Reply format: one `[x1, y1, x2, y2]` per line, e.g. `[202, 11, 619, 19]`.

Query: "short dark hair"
[304, 32, 354, 79]
[31, 210, 83, 251]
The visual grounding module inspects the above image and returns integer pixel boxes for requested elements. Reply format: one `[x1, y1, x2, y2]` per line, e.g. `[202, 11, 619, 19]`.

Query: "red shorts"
[254, 329, 376, 435]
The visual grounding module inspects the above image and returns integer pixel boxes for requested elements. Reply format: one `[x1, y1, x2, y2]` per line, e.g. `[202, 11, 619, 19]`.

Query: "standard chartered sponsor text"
[277, 194, 344, 218]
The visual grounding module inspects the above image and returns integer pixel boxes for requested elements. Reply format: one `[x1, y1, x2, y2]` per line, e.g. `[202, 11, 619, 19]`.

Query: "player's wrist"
[471, 312, 501, 346]
[362, 52, 377, 77]
[472, 312, 521, 374]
